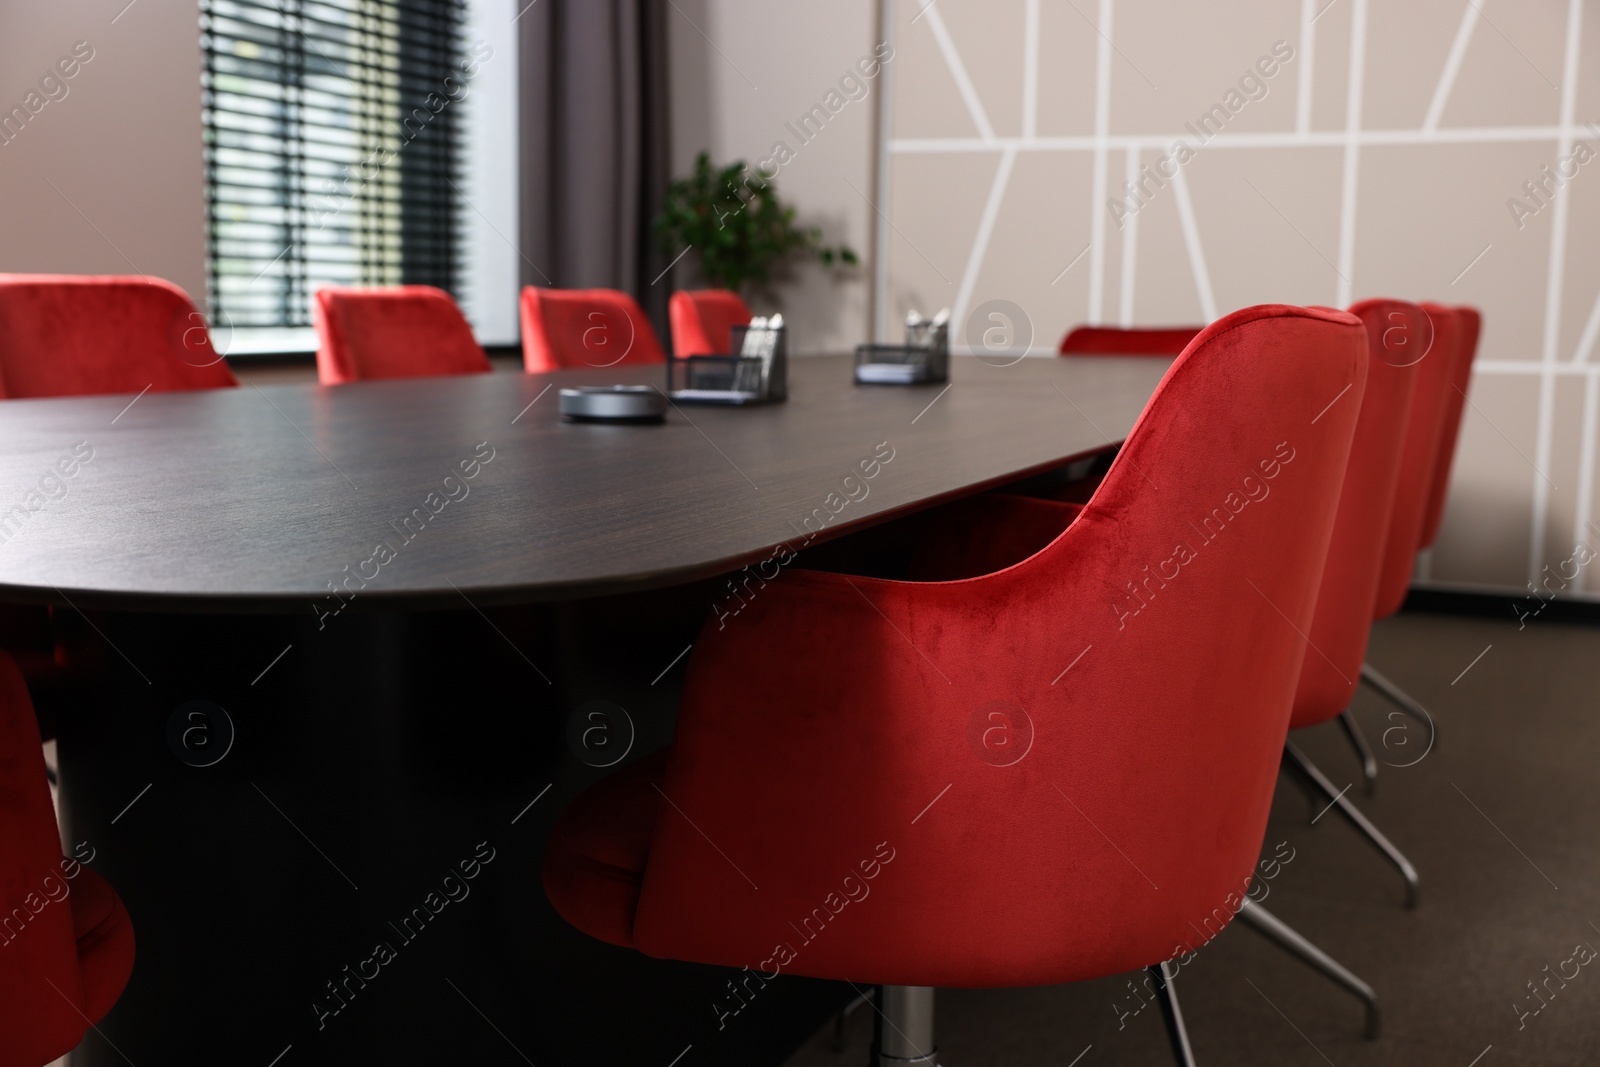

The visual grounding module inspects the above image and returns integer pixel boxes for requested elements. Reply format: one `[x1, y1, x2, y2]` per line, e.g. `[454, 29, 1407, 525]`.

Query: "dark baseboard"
[224, 343, 524, 367]
[1401, 587, 1600, 626]
[223, 349, 314, 367]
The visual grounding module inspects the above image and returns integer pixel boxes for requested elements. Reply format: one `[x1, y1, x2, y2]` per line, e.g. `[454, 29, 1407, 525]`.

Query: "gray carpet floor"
[782, 610, 1600, 1066]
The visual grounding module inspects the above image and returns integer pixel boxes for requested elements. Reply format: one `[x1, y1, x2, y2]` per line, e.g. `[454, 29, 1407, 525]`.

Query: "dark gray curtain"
[518, 0, 672, 336]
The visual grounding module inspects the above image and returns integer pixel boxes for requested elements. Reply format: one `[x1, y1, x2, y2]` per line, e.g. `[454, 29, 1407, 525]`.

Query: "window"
[200, 0, 472, 342]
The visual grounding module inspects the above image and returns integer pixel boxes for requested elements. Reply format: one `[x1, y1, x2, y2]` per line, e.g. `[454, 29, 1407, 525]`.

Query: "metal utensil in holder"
[854, 308, 950, 385]
[668, 315, 788, 405]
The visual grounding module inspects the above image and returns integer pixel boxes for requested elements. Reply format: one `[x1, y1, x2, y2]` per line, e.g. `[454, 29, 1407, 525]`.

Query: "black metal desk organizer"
[667, 317, 788, 405]
[854, 308, 950, 385]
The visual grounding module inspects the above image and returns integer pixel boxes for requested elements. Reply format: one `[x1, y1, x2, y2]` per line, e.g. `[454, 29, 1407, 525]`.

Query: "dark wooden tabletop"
[0, 355, 1171, 612]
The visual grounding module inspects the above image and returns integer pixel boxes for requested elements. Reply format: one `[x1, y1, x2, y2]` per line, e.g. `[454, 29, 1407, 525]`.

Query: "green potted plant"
[654, 152, 858, 295]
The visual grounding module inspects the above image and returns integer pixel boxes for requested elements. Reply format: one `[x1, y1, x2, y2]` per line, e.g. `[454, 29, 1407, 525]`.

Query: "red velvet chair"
[0, 650, 135, 1066]
[966, 303, 1433, 908]
[1419, 305, 1481, 550]
[1370, 305, 1461, 620]
[519, 287, 667, 373]
[0, 274, 237, 732]
[1272, 300, 1428, 906]
[669, 289, 752, 357]
[1051, 324, 1202, 501]
[544, 305, 1371, 1064]
[0, 274, 237, 398]
[1059, 324, 1201, 356]
[312, 285, 490, 385]
[1357, 306, 1468, 732]
[1051, 309, 1478, 778]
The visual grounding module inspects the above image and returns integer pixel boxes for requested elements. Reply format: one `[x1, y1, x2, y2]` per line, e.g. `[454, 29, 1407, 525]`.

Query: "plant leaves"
[654, 152, 860, 294]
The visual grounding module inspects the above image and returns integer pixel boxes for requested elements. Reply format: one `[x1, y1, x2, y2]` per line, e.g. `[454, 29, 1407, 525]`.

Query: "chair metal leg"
[1282, 758, 1328, 822]
[1360, 663, 1431, 729]
[1149, 961, 1198, 1067]
[1337, 708, 1378, 795]
[872, 985, 938, 1066]
[834, 988, 874, 1052]
[1236, 897, 1381, 1039]
[1283, 742, 1420, 908]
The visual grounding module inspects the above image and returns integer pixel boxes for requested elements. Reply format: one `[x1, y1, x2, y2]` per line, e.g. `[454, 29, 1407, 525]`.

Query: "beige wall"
[0, 0, 883, 356]
[666, 0, 879, 354]
[5, 0, 1592, 595]
[0, 0, 882, 360]
[0, 0, 208, 303]
[877, 0, 1600, 598]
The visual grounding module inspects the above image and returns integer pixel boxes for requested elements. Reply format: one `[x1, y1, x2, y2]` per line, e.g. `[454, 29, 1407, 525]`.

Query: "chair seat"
[542, 751, 669, 950]
[71, 867, 135, 1024]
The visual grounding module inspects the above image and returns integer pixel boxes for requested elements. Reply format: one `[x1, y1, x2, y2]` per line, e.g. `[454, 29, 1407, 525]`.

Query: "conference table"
[0, 353, 1170, 1066]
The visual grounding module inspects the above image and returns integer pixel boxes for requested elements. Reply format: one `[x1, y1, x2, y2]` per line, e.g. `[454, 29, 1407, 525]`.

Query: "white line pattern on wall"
[878, 0, 1600, 596]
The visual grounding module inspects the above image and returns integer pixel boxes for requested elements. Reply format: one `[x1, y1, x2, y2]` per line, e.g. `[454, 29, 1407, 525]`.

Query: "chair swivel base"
[873, 985, 939, 1066]
[863, 903, 1377, 1066]
[871, 977, 1199, 1066]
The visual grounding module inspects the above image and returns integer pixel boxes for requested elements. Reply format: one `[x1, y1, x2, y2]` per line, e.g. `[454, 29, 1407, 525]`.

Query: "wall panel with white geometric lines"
[874, 0, 1600, 598]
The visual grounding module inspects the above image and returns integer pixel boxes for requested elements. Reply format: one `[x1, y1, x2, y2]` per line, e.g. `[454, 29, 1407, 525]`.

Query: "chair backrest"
[669, 289, 752, 357]
[1418, 304, 1481, 549]
[0, 650, 107, 1062]
[0, 274, 237, 399]
[313, 285, 490, 385]
[638, 305, 1367, 986]
[1290, 301, 1424, 729]
[1059, 324, 1201, 356]
[519, 287, 667, 373]
[1373, 304, 1462, 619]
